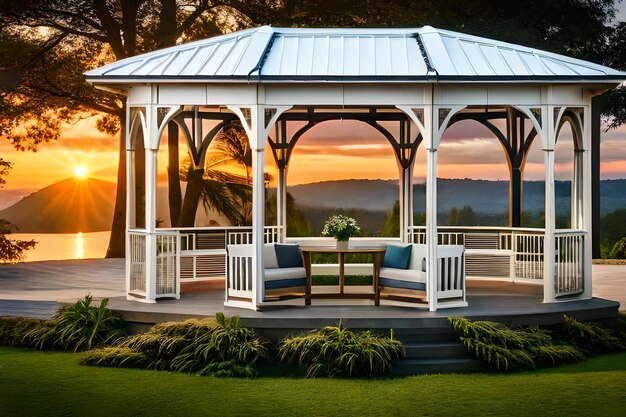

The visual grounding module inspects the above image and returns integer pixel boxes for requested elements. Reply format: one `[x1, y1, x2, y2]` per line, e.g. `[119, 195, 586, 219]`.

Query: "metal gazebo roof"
[85, 25, 626, 83]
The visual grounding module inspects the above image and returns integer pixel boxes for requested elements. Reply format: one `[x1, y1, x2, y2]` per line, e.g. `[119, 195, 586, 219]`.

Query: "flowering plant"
[321, 215, 361, 241]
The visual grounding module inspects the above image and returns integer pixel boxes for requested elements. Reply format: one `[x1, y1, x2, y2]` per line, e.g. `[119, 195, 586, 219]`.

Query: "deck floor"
[0, 259, 624, 324]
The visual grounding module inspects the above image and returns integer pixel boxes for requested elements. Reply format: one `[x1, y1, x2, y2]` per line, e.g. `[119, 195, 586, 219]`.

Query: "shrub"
[448, 317, 584, 372]
[0, 317, 45, 346]
[81, 313, 269, 377]
[554, 315, 625, 355]
[24, 295, 126, 352]
[609, 237, 626, 259]
[279, 323, 405, 378]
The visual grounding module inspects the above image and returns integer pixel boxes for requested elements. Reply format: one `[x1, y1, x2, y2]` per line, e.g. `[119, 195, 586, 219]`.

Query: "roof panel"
[499, 49, 531, 76]
[343, 37, 360, 75]
[374, 37, 393, 74]
[359, 36, 376, 75]
[459, 41, 494, 75]
[327, 36, 344, 75]
[311, 36, 330, 74]
[85, 25, 626, 83]
[478, 45, 513, 75]
[279, 36, 300, 75]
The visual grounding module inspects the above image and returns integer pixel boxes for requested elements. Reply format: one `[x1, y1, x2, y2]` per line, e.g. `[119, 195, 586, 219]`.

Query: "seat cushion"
[379, 277, 426, 291]
[264, 267, 307, 281]
[263, 244, 279, 269]
[379, 267, 426, 283]
[382, 244, 412, 269]
[275, 244, 303, 268]
[265, 278, 307, 290]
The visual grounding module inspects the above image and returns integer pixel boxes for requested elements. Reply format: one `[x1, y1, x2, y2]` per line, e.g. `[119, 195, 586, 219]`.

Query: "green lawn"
[1, 348, 626, 417]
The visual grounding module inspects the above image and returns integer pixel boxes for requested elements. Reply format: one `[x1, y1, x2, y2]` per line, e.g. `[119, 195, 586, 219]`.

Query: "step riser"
[404, 345, 469, 359]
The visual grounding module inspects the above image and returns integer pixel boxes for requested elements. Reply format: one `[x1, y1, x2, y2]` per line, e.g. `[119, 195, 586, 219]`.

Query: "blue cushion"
[265, 278, 307, 290]
[382, 245, 412, 269]
[274, 244, 303, 268]
[379, 277, 426, 291]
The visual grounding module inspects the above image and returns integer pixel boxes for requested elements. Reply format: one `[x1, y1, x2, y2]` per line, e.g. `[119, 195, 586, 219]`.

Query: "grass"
[1, 347, 626, 417]
[312, 275, 372, 286]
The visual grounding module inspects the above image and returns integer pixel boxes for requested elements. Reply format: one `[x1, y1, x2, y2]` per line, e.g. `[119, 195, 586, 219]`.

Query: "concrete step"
[403, 342, 470, 359]
[393, 357, 485, 375]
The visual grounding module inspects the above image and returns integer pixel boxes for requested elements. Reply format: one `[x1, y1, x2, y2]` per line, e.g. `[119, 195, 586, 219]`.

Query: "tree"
[448, 206, 477, 226]
[0, 0, 254, 257]
[0, 160, 36, 263]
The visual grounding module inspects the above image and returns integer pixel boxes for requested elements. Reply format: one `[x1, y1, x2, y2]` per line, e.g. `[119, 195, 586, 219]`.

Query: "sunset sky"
[3, 4, 626, 211]
[2, 114, 626, 211]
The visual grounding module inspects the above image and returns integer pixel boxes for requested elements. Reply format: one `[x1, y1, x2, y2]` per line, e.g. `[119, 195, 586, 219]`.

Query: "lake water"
[10, 232, 110, 262]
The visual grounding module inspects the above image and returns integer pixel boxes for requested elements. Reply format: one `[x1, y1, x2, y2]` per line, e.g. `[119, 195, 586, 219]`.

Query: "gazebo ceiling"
[85, 25, 626, 83]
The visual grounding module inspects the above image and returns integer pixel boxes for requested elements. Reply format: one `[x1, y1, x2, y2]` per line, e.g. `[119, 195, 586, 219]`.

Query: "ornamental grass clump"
[278, 322, 405, 378]
[321, 215, 361, 241]
[81, 313, 269, 377]
[449, 317, 584, 372]
[0, 316, 44, 347]
[554, 314, 625, 355]
[22, 295, 126, 352]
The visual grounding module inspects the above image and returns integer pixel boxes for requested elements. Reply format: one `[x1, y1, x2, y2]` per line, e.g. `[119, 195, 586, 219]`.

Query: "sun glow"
[74, 166, 88, 179]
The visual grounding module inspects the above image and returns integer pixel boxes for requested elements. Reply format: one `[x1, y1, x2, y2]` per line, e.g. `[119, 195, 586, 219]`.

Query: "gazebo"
[86, 26, 626, 311]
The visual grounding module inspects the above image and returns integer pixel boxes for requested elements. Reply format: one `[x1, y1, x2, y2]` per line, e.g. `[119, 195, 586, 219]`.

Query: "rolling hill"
[288, 178, 626, 216]
[0, 178, 116, 233]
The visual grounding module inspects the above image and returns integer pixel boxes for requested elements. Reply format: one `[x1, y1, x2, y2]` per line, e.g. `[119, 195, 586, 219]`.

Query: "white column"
[572, 150, 584, 229]
[543, 146, 556, 303]
[144, 147, 158, 303]
[426, 147, 438, 311]
[251, 146, 265, 307]
[277, 165, 288, 242]
[582, 106, 593, 299]
[398, 161, 407, 242]
[125, 148, 134, 299]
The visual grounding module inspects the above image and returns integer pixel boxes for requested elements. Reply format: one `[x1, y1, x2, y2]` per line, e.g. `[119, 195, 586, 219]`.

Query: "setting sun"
[74, 166, 88, 179]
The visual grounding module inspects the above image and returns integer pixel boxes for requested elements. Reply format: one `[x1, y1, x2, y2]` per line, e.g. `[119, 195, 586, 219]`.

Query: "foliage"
[23, 295, 125, 352]
[599, 209, 626, 252]
[448, 206, 478, 226]
[554, 315, 625, 355]
[80, 347, 149, 368]
[0, 160, 36, 263]
[82, 314, 269, 377]
[0, 219, 36, 263]
[266, 190, 312, 237]
[321, 215, 361, 241]
[279, 323, 405, 377]
[448, 317, 584, 372]
[608, 237, 626, 259]
[0, 316, 44, 346]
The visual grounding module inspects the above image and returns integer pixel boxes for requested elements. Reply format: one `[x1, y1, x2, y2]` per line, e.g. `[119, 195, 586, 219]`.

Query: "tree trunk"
[178, 168, 204, 227]
[168, 122, 182, 227]
[105, 124, 127, 258]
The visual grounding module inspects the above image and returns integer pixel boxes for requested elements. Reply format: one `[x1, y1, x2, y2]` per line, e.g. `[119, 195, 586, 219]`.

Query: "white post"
[277, 165, 288, 242]
[251, 148, 265, 307]
[125, 105, 133, 300]
[426, 147, 438, 311]
[398, 161, 407, 242]
[582, 106, 593, 298]
[144, 147, 158, 303]
[543, 107, 557, 303]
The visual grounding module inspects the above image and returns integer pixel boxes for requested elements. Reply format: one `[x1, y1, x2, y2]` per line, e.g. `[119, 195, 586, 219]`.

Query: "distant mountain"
[289, 179, 626, 216]
[0, 178, 116, 233]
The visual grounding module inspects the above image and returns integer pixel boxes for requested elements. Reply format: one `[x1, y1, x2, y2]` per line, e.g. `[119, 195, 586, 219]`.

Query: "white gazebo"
[86, 26, 626, 311]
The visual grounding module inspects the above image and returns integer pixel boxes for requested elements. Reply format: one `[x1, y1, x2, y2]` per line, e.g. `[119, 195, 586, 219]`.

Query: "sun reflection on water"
[75, 232, 84, 259]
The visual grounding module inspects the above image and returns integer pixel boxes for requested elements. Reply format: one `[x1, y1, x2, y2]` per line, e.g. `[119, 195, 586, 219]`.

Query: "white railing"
[436, 245, 465, 302]
[555, 230, 585, 297]
[129, 231, 146, 293]
[156, 232, 178, 297]
[128, 229, 178, 300]
[224, 226, 281, 305]
[512, 232, 544, 282]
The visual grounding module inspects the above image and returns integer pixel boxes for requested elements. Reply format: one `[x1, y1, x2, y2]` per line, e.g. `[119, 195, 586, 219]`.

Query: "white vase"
[336, 238, 349, 250]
